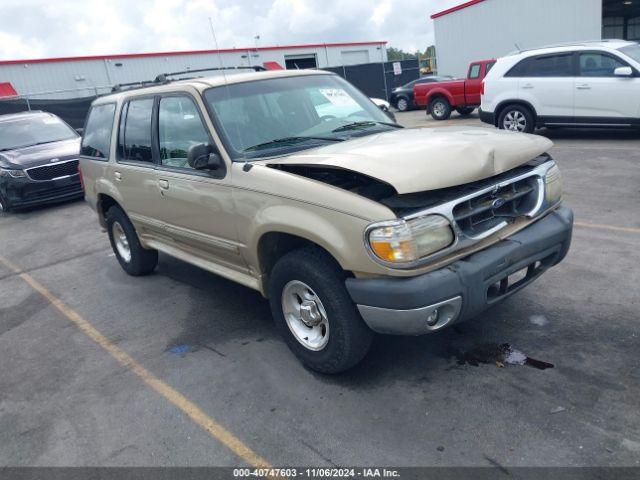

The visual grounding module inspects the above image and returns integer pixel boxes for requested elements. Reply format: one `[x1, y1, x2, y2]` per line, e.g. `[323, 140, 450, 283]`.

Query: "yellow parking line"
[0, 254, 271, 469]
[574, 221, 640, 234]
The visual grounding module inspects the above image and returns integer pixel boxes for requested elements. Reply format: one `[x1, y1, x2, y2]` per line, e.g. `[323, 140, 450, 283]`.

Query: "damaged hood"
[263, 127, 553, 194]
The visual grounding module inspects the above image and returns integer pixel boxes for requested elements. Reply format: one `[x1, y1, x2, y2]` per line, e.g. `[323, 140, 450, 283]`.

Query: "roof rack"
[509, 39, 626, 55]
[111, 65, 266, 93]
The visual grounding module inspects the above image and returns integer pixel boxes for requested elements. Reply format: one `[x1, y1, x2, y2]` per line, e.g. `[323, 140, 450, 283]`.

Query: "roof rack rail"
[154, 65, 265, 83]
[509, 39, 624, 55]
[111, 65, 266, 92]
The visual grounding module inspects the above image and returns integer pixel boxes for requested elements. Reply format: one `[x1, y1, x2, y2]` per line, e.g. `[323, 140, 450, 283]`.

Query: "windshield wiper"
[243, 136, 344, 152]
[331, 121, 401, 133]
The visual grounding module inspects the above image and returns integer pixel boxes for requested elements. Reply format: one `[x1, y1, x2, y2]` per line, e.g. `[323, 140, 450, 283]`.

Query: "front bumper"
[0, 173, 83, 210]
[346, 206, 573, 335]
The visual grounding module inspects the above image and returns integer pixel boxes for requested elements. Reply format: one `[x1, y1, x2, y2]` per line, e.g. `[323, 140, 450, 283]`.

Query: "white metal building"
[0, 41, 387, 100]
[431, 0, 605, 77]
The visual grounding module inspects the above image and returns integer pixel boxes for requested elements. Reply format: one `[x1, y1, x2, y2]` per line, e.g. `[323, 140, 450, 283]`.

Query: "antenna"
[514, 42, 522, 52]
[207, 17, 249, 166]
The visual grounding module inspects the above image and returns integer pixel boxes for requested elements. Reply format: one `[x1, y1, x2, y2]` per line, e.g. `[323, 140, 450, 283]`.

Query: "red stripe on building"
[431, 0, 486, 19]
[0, 41, 388, 66]
[0, 82, 18, 97]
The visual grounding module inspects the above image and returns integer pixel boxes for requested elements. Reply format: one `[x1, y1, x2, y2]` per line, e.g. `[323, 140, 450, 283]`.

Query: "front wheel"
[429, 98, 451, 121]
[498, 105, 535, 133]
[0, 196, 10, 214]
[268, 246, 373, 374]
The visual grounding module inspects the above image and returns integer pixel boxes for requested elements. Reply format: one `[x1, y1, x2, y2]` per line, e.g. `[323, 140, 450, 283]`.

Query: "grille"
[26, 160, 79, 181]
[453, 177, 539, 237]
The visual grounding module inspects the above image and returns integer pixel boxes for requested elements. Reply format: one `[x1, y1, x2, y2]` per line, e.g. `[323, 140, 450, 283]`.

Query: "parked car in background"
[0, 111, 82, 212]
[480, 40, 640, 133]
[370, 97, 396, 121]
[390, 76, 453, 112]
[414, 60, 496, 120]
[80, 68, 572, 374]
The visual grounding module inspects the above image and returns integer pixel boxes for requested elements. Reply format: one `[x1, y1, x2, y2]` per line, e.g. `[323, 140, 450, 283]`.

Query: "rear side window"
[507, 54, 574, 77]
[468, 64, 482, 79]
[80, 104, 116, 159]
[486, 61, 496, 74]
[118, 98, 154, 164]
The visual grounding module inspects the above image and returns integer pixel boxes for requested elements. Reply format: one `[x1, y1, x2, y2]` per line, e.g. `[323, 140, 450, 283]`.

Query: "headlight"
[367, 215, 454, 265]
[544, 164, 562, 204]
[0, 168, 26, 178]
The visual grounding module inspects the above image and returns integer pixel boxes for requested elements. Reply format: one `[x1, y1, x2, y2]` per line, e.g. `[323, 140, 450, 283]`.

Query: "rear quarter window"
[506, 54, 574, 77]
[81, 103, 116, 159]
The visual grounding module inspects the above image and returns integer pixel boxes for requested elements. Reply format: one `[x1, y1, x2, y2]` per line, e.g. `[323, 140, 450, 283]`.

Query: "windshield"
[619, 44, 640, 64]
[0, 114, 77, 151]
[203, 74, 396, 159]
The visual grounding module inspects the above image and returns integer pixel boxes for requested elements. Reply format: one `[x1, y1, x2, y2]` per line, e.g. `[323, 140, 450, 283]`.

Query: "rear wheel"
[429, 98, 452, 121]
[498, 104, 535, 133]
[106, 206, 158, 276]
[268, 246, 373, 374]
[396, 97, 410, 112]
[456, 106, 475, 116]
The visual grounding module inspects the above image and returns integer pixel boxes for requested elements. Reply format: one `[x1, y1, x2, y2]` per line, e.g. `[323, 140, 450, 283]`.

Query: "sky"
[0, 0, 462, 61]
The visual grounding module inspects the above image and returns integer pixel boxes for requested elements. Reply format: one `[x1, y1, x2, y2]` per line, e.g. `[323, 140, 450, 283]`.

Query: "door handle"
[158, 179, 170, 190]
[113, 171, 122, 181]
[522, 84, 534, 89]
[576, 84, 591, 90]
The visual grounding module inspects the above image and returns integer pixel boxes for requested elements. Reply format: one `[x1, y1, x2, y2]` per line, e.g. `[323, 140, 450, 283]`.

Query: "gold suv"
[79, 68, 573, 373]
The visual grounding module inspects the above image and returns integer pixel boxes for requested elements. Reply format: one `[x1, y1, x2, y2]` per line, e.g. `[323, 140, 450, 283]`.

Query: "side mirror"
[187, 143, 224, 171]
[614, 66, 633, 77]
[75, 128, 84, 135]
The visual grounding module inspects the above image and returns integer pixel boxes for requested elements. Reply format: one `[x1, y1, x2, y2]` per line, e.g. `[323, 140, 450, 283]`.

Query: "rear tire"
[268, 246, 373, 374]
[429, 98, 451, 121]
[456, 107, 475, 116]
[498, 104, 535, 133]
[106, 206, 158, 276]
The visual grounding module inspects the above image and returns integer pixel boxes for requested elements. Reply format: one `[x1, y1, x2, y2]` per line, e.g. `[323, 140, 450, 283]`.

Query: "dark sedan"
[0, 111, 83, 212]
[389, 75, 453, 112]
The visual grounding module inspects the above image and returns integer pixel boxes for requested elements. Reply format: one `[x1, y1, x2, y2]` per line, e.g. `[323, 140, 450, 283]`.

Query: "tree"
[386, 47, 419, 61]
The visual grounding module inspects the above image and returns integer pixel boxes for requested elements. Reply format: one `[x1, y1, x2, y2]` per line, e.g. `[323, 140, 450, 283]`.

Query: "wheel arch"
[426, 90, 455, 112]
[96, 193, 124, 229]
[495, 100, 538, 127]
[256, 231, 352, 297]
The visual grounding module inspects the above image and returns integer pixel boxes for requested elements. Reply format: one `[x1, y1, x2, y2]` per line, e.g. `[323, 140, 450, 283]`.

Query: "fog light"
[426, 309, 439, 326]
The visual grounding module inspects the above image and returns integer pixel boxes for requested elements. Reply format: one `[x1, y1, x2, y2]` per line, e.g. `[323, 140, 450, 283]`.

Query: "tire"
[0, 196, 10, 214]
[429, 97, 451, 121]
[456, 107, 475, 116]
[105, 206, 158, 276]
[268, 246, 373, 374]
[498, 104, 535, 133]
[396, 97, 410, 112]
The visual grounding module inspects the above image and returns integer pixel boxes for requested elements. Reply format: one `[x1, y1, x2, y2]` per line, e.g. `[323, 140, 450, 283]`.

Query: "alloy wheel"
[112, 221, 132, 263]
[503, 110, 527, 132]
[281, 280, 330, 351]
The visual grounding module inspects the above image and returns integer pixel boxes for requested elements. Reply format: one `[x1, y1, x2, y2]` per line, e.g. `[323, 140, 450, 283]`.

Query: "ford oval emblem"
[492, 198, 506, 209]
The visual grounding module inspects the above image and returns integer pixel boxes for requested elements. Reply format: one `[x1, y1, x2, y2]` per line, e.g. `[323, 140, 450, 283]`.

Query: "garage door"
[340, 50, 371, 66]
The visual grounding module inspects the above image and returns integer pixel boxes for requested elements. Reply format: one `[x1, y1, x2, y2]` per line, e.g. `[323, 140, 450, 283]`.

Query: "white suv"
[481, 40, 640, 133]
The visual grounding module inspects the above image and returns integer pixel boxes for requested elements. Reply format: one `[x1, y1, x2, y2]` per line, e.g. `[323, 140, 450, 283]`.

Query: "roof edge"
[0, 41, 388, 66]
[431, 0, 486, 19]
